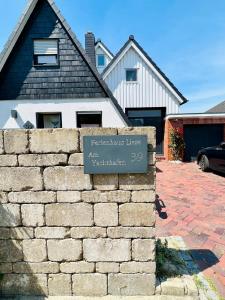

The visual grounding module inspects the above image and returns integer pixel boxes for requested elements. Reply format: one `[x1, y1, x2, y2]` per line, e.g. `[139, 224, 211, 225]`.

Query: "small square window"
[126, 69, 137, 81]
[97, 54, 105, 67]
[33, 39, 58, 66]
[36, 113, 62, 128]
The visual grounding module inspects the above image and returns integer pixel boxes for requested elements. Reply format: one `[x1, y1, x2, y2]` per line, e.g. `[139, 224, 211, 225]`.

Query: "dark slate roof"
[102, 35, 188, 105]
[0, 0, 130, 125]
[95, 39, 114, 58]
[206, 100, 225, 113]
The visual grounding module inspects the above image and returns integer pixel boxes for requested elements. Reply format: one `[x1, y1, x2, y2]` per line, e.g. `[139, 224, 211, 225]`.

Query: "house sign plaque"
[83, 135, 148, 174]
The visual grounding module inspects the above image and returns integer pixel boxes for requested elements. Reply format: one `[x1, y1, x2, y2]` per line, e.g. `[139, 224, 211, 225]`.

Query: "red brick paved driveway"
[156, 161, 225, 297]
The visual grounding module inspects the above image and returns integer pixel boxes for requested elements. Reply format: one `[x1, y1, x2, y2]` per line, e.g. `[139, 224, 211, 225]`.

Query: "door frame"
[125, 107, 166, 154]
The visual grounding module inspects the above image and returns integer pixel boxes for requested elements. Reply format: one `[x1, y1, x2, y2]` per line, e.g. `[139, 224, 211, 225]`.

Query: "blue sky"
[1, 0, 225, 113]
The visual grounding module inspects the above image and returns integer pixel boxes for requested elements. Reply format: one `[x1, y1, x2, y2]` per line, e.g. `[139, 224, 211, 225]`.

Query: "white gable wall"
[104, 46, 180, 114]
[95, 45, 112, 73]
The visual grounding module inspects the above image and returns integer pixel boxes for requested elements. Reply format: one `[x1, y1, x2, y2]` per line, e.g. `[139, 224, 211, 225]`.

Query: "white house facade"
[94, 36, 187, 153]
[0, 0, 128, 130]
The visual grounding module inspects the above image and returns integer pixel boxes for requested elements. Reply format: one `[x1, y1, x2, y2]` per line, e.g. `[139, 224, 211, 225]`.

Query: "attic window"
[126, 69, 137, 82]
[97, 54, 105, 67]
[33, 39, 58, 66]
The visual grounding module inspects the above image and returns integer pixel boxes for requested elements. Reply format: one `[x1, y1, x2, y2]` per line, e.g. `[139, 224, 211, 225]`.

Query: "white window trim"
[97, 54, 106, 67]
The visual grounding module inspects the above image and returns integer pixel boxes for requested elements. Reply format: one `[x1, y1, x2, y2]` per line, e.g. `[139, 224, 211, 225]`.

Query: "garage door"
[184, 124, 224, 161]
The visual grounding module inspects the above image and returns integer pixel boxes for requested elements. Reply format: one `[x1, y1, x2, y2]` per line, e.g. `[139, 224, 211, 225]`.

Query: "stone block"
[0, 204, 21, 227]
[23, 240, 47, 262]
[120, 261, 156, 273]
[0, 227, 33, 240]
[8, 191, 56, 204]
[2, 227, 34, 240]
[82, 190, 130, 203]
[68, 153, 83, 165]
[13, 262, 59, 274]
[94, 203, 118, 226]
[0, 192, 8, 203]
[48, 274, 72, 296]
[108, 273, 155, 296]
[0, 240, 22, 262]
[96, 262, 119, 273]
[183, 275, 199, 296]
[29, 129, 79, 153]
[119, 168, 155, 190]
[4, 130, 29, 154]
[160, 277, 185, 296]
[108, 190, 131, 203]
[107, 227, 155, 238]
[93, 174, 118, 190]
[44, 166, 92, 191]
[0, 263, 12, 273]
[83, 239, 131, 262]
[57, 191, 81, 203]
[21, 204, 44, 227]
[118, 127, 156, 151]
[0, 155, 17, 166]
[72, 273, 107, 296]
[119, 203, 155, 226]
[0, 130, 3, 154]
[132, 190, 155, 203]
[79, 127, 117, 151]
[47, 239, 82, 262]
[0, 274, 48, 296]
[132, 239, 155, 261]
[35, 227, 69, 239]
[0, 167, 43, 191]
[60, 261, 95, 273]
[0, 228, 10, 239]
[71, 227, 106, 238]
[18, 154, 67, 166]
[46, 203, 93, 226]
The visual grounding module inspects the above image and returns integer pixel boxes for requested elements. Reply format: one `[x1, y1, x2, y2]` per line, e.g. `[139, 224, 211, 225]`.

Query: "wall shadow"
[156, 240, 219, 285]
[155, 194, 167, 219]
[0, 202, 46, 297]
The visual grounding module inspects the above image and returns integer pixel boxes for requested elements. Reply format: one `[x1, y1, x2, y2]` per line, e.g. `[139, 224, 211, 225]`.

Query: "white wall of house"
[103, 47, 181, 114]
[95, 46, 112, 74]
[0, 98, 126, 128]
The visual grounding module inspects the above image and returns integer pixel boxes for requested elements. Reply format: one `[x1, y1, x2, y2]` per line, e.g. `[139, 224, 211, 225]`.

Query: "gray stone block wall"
[0, 128, 156, 297]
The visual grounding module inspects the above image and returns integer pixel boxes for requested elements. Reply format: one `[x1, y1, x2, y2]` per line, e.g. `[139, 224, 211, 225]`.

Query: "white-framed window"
[97, 54, 105, 67]
[126, 68, 137, 82]
[36, 113, 62, 128]
[33, 39, 58, 66]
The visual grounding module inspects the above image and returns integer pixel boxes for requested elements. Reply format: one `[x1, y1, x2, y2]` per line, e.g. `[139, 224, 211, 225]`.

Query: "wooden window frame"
[33, 39, 59, 67]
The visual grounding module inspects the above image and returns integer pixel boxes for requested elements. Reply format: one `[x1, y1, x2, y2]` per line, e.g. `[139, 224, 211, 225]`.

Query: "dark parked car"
[197, 142, 225, 174]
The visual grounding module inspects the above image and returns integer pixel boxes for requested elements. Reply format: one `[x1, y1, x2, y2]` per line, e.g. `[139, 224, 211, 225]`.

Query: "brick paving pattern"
[156, 161, 225, 298]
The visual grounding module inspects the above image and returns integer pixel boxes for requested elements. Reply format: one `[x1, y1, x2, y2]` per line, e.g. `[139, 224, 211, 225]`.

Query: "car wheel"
[199, 155, 210, 172]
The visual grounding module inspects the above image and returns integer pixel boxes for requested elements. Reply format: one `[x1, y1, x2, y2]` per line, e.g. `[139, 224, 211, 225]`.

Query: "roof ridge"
[95, 39, 114, 58]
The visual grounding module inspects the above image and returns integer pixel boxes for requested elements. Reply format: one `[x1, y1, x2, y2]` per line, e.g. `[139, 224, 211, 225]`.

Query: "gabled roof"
[95, 39, 114, 60]
[102, 35, 188, 105]
[0, 0, 130, 125]
[206, 100, 225, 113]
